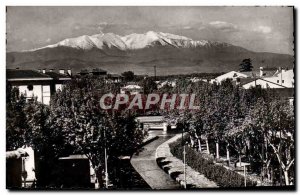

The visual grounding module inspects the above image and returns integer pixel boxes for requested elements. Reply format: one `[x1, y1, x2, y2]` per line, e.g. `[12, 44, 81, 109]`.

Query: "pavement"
[156, 133, 218, 189]
[130, 131, 181, 190]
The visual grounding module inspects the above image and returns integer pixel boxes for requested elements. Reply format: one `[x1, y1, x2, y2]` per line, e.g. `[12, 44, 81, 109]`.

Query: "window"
[277, 80, 279, 83]
[282, 80, 284, 83]
[27, 85, 33, 91]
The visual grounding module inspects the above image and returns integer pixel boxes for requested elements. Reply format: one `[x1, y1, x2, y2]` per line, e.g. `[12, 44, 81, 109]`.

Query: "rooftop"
[7, 69, 52, 81]
[122, 84, 142, 89]
[44, 72, 71, 80]
[242, 78, 289, 88]
[91, 68, 107, 73]
[109, 74, 123, 78]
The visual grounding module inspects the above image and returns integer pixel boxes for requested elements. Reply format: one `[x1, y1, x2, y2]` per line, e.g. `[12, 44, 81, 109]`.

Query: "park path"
[130, 131, 181, 190]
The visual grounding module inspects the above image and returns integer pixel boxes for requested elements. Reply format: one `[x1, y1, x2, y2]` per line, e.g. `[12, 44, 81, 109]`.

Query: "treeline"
[162, 79, 294, 186]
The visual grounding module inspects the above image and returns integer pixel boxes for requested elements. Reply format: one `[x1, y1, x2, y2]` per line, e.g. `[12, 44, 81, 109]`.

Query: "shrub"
[169, 139, 257, 188]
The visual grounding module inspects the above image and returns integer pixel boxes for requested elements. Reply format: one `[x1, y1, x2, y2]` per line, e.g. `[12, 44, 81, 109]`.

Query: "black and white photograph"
[5, 5, 295, 190]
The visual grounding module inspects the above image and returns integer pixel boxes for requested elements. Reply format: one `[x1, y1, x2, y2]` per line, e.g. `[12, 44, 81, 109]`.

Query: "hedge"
[169, 139, 257, 188]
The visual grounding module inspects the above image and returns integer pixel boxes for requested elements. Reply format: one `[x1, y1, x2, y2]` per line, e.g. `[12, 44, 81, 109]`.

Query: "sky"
[6, 6, 294, 55]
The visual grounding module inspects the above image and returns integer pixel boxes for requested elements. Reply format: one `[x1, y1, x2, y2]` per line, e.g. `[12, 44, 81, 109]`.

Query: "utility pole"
[244, 165, 247, 187]
[183, 144, 187, 189]
[182, 128, 187, 189]
[279, 117, 282, 186]
[154, 65, 156, 80]
[104, 126, 109, 189]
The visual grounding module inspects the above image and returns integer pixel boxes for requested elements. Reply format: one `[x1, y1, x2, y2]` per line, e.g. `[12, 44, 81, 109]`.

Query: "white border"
[1, 1, 298, 195]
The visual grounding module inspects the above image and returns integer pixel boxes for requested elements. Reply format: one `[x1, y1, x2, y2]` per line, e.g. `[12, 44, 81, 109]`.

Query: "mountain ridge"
[27, 31, 234, 52]
[7, 31, 293, 75]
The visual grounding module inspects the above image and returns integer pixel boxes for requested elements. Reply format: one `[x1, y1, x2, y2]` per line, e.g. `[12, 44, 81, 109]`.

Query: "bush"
[169, 140, 257, 188]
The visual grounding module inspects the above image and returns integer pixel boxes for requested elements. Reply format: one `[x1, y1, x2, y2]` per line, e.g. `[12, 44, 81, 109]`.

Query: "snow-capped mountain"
[7, 31, 293, 75]
[32, 31, 231, 51]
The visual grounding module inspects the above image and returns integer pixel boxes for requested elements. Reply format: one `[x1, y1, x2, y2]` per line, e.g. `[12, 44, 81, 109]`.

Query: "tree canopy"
[239, 58, 253, 72]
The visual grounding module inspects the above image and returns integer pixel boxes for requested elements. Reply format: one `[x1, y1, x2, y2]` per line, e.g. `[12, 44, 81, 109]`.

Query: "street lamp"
[102, 116, 109, 189]
[182, 126, 187, 189]
[104, 127, 109, 189]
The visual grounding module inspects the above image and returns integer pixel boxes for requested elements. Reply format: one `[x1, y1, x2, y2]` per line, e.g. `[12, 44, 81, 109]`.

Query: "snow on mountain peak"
[30, 31, 231, 51]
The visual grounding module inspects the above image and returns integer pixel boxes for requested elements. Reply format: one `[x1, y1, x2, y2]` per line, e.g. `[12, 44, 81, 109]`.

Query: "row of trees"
[7, 71, 294, 187]
[6, 78, 146, 188]
[161, 79, 294, 185]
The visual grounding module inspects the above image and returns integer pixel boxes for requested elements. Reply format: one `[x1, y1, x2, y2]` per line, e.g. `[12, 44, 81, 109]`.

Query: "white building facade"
[7, 69, 72, 105]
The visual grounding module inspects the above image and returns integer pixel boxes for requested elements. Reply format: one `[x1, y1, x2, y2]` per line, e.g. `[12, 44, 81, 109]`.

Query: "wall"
[243, 79, 285, 89]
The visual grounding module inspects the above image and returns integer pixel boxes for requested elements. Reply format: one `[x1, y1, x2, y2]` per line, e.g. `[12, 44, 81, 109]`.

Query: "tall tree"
[251, 99, 295, 185]
[239, 58, 253, 72]
[121, 71, 135, 82]
[49, 77, 145, 188]
[6, 84, 30, 150]
[139, 77, 157, 94]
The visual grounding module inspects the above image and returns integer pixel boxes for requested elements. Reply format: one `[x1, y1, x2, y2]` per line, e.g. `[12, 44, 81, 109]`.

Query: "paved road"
[131, 131, 181, 190]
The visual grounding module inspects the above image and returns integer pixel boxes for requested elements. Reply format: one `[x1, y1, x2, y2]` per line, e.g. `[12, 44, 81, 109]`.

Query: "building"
[6, 149, 27, 188]
[136, 116, 176, 133]
[91, 68, 107, 76]
[106, 74, 123, 83]
[120, 84, 143, 95]
[242, 78, 288, 89]
[7, 69, 71, 105]
[79, 68, 107, 77]
[212, 67, 294, 89]
[6, 147, 36, 188]
[210, 71, 248, 84]
[156, 80, 176, 89]
[58, 155, 93, 188]
[79, 69, 89, 76]
[242, 67, 278, 78]
[242, 69, 294, 89]
[264, 69, 294, 88]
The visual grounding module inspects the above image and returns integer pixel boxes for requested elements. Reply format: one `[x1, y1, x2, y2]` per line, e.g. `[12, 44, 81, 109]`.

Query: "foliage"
[138, 77, 158, 94]
[161, 78, 294, 185]
[49, 77, 145, 187]
[169, 139, 257, 187]
[6, 77, 146, 188]
[239, 58, 253, 72]
[6, 84, 29, 150]
[121, 71, 135, 82]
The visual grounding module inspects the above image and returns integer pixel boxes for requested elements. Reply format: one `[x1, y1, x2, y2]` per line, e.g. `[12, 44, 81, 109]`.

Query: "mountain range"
[6, 31, 293, 75]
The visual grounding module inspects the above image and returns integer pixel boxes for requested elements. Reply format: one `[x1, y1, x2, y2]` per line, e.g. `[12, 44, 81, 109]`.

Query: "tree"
[6, 84, 30, 150]
[6, 83, 63, 187]
[49, 77, 145, 188]
[121, 71, 135, 82]
[239, 58, 253, 72]
[251, 99, 295, 185]
[139, 77, 157, 94]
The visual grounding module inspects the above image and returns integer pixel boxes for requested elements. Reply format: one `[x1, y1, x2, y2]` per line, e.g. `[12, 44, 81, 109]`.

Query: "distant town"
[7, 64, 294, 106]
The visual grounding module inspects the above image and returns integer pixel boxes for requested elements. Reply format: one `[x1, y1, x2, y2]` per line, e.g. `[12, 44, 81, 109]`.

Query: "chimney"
[279, 67, 283, 85]
[259, 67, 264, 77]
[59, 69, 65, 75]
[67, 69, 72, 76]
[42, 69, 46, 74]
